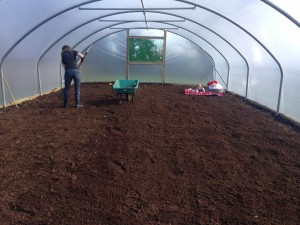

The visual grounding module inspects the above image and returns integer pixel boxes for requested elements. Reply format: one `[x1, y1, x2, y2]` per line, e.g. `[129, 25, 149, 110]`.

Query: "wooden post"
[3, 78, 19, 109]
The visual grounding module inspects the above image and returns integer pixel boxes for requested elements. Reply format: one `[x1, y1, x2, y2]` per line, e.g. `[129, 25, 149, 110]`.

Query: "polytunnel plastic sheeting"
[78, 17, 230, 85]
[0, 1, 104, 59]
[0, 0, 299, 123]
[129, 65, 163, 83]
[81, 20, 223, 82]
[165, 33, 214, 85]
[81, 31, 128, 82]
[80, 31, 214, 85]
[163, 25, 230, 88]
[268, 0, 300, 22]
[39, 28, 128, 90]
[75, 17, 230, 86]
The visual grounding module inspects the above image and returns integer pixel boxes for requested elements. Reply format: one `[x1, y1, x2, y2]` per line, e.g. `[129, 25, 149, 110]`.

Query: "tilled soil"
[0, 83, 300, 225]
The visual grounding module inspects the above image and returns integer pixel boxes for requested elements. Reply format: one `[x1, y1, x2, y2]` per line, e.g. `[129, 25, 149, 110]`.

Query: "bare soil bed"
[0, 83, 300, 225]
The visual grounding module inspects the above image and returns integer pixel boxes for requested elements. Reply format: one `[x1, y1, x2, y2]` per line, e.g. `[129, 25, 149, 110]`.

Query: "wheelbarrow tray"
[113, 79, 139, 95]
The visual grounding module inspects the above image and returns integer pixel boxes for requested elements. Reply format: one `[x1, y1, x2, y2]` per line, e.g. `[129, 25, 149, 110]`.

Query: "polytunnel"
[0, 0, 300, 123]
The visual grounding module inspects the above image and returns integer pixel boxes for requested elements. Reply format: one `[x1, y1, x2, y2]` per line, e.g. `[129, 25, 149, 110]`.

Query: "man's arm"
[76, 52, 86, 68]
[77, 52, 84, 59]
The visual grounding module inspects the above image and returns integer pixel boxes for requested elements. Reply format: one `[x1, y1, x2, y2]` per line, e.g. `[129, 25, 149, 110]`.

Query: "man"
[61, 45, 84, 108]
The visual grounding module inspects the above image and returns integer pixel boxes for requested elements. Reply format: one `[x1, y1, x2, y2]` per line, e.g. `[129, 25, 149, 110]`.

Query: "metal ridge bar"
[78, 7, 196, 10]
[99, 19, 185, 22]
[128, 36, 164, 39]
[110, 27, 179, 30]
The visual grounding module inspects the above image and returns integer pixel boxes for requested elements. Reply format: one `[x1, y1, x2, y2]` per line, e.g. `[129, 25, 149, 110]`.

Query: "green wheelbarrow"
[112, 79, 139, 104]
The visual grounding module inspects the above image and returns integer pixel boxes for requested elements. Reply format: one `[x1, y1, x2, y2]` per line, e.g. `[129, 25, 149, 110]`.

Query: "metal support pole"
[126, 29, 129, 79]
[0, 68, 6, 108]
[162, 30, 167, 84]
